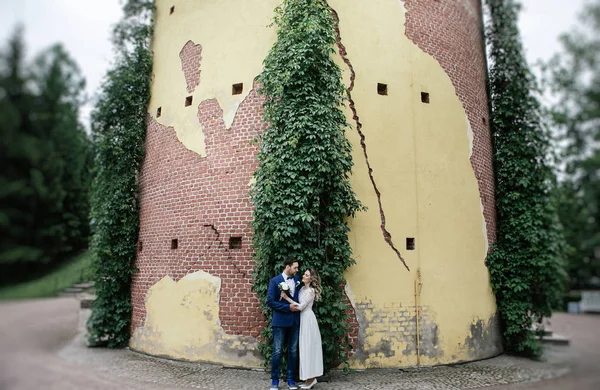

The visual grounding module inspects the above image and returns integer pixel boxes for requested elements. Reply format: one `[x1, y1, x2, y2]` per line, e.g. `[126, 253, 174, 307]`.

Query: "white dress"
[297, 287, 323, 380]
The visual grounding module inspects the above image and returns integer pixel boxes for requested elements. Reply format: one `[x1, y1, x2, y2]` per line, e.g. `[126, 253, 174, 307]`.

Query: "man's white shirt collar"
[282, 272, 295, 296]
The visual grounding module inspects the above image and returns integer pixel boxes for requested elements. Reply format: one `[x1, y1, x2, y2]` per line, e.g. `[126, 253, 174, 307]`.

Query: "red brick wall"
[403, 0, 497, 247]
[179, 40, 202, 93]
[132, 83, 267, 336]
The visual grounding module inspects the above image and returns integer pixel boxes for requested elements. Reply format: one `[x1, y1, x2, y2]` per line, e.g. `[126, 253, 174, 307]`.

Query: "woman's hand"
[280, 291, 289, 301]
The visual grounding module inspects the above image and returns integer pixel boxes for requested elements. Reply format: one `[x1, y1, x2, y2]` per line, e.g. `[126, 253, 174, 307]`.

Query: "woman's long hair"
[308, 268, 323, 302]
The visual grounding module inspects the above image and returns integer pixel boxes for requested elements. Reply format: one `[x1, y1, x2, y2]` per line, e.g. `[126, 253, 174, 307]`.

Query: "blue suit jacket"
[267, 274, 301, 328]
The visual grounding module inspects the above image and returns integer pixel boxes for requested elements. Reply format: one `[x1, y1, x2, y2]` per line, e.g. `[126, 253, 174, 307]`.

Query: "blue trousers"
[271, 325, 299, 381]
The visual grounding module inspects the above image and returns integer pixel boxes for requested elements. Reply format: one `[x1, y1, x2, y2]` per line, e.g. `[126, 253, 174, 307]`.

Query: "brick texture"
[403, 0, 497, 247]
[132, 83, 266, 336]
[352, 302, 442, 360]
[344, 285, 359, 354]
[179, 40, 202, 94]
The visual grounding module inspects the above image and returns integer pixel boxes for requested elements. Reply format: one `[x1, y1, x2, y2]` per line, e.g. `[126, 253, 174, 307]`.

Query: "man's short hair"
[283, 257, 296, 268]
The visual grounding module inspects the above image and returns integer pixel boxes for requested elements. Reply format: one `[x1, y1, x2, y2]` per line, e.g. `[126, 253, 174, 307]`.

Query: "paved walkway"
[0, 298, 598, 389]
[486, 313, 600, 390]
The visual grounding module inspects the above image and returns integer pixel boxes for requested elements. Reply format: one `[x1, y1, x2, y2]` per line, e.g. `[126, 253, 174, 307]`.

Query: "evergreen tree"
[30, 44, 90, 259]
[0, 27, 43, 272]
[0, 28, 90, 284]
[485, 0, 566, 357]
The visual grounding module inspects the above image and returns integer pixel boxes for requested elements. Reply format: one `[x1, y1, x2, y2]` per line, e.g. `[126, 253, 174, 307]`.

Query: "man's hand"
[290, 304, 300, 312]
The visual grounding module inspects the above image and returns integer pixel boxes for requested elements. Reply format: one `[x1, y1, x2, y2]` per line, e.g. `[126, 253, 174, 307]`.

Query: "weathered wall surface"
[130, 0, 278, 367]
[131, 0, 500, 368]
[403, 0, 497, 246]
[328, 0, 501, 367]
[131, 270, 262, 366]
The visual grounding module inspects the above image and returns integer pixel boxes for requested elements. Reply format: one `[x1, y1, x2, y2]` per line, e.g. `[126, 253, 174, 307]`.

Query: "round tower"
[131, 0, 501, 368]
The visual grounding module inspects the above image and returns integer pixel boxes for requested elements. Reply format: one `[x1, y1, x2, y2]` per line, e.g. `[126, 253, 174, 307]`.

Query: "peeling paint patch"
[179, 40, 203, 93]
[130, 270, 261, 367]
[480, 198, 489, 255]
[352, 299, 413, 365]
[418, 309, 443, 359]
[349, 298, 444, 367]
[343, 282, 361, 355]
[374, 338, 394, 358]
[466, 115, 474, 159]
[463, 314, 503, 360]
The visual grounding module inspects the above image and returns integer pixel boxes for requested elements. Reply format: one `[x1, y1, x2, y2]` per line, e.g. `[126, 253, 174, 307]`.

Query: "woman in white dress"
[281, 268, 323, 389]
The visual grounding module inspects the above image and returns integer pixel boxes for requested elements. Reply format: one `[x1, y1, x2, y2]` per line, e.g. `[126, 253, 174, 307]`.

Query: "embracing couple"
[267, 258, 323, 390]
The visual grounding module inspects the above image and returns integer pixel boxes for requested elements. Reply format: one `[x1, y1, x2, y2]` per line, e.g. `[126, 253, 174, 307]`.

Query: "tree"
[87, 0, 154, 348]
[0, 27, 42, 273]
[485, 0, 566, 357]
[31, 44, 91, 257]
[252, 0, 363, 369]
[545, 0, 600, 290]
[0, 27, 90, 285]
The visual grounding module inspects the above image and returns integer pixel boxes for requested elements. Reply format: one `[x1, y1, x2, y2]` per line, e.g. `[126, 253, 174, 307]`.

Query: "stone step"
[58, 291, 78, 297]
[58, 281, 95, 297]
[58, 290, 81, 297]
[64, 287, 85, 293]
[72, 281, 95, 289]
[79, 294, 96, 309]
[532, 326, 553, 337]
[539, 333, 570, 346]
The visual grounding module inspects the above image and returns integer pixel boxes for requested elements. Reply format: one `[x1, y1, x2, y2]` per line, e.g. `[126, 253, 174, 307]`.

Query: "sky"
[0, 0, 123, 128]
[0, 0, 589, 129]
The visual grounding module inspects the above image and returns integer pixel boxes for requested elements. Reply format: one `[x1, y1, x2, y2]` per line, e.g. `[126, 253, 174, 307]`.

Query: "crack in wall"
[203, 223, 223, 251]
[202, 223, 246, 278]
[135, 82, 265, 335]
[330, 6, 409, 271]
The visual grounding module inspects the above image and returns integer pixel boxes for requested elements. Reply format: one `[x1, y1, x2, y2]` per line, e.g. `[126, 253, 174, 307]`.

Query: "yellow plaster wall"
[328, 0, 499, 367]
[130, 270, 262, 367]
[141, 0, 499, 368]
[149, 0, 280, 156]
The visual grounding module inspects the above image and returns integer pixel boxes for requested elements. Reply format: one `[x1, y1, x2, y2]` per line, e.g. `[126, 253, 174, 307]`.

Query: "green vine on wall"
[251, 0, 364, 370]
[485, 0, 566, 357]
[87, 0, 154, 348]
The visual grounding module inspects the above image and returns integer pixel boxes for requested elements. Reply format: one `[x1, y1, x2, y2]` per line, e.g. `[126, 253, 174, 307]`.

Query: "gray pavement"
[0, 297, 598, 389]
[486, 313, 600, 390]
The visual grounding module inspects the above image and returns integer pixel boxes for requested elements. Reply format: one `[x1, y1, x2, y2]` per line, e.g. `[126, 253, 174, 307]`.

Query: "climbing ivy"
[251, 0, 363, 370]
[485, 0, 566, 357]
[87, 0, 154, 348]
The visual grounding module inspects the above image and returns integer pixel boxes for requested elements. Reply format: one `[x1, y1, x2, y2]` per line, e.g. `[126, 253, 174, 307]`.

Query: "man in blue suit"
[267, 257, 301, 390]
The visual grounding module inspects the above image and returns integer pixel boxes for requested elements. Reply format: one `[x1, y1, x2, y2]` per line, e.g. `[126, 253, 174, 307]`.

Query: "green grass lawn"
[0, 251, 93, 300]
